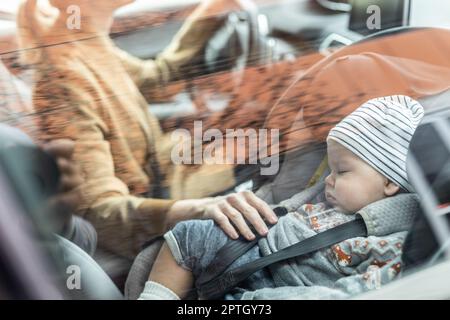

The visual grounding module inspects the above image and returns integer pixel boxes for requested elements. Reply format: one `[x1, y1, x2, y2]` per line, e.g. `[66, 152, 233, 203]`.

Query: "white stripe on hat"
[327, 95, 424, 192]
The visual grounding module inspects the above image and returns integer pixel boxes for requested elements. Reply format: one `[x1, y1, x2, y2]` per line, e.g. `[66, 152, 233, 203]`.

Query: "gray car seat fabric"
[358, 194, 420, 237]
[255, 143, 328, 204]
[419, 89, 450, 111]
[56, 235, 123, 300]
[124, 238, 164, 300]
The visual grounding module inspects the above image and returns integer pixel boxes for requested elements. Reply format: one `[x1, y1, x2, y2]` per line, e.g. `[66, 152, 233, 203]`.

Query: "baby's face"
[325, 140, 394, 213]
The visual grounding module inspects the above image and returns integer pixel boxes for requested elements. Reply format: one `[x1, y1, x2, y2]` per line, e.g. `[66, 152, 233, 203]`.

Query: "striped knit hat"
[327, 95, 424, 192]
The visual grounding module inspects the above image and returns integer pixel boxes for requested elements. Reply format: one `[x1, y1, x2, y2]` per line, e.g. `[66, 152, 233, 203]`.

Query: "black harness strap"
[197, 217, 367, 300]
[200, 207, 289, 285]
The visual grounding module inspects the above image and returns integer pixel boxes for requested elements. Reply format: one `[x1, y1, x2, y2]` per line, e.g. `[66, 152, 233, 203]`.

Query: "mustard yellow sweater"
[24, 13, 234, 258]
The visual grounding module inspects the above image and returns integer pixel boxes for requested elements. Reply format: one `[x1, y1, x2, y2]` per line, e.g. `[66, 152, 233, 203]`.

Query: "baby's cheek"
[337, 179, 364, 211]
[337, 177, 355, 196]
[349, 185, 379, 211]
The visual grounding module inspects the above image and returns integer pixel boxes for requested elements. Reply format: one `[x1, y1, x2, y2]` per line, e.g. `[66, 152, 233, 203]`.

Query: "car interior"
[0, 0, 449, 300]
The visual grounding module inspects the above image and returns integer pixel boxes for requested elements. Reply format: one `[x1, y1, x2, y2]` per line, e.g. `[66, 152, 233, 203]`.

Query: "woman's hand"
[17, 0, 123, 54]
[168, 191, 278, 241]
[202, 191, 278, 240]
[17, 0, 60, 40]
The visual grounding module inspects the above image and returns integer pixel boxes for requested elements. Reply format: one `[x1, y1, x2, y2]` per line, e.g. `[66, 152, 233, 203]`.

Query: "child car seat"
[352, 90, 450, 299]
[259, 27, 450, 203]
[402, 89, 450, 270]
[125, 27, 450, 299]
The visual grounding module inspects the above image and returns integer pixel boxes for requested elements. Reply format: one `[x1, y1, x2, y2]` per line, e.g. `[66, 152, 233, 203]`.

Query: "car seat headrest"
[402, 90, 450, 269]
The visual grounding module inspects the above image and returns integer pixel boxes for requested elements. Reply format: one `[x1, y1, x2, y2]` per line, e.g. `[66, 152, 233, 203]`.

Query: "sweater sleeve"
[32, 70, 175, 258]
[114, 9, 225, 101]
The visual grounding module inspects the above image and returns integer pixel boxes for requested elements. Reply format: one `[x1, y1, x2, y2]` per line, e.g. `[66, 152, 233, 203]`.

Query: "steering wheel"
[204, 2, 262, 74]
[186, 0, 270, 112]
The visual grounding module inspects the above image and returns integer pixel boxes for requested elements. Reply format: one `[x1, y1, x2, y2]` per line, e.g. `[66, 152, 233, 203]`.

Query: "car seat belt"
[199, 207, 289, 287]
[197, 210, 367, 300]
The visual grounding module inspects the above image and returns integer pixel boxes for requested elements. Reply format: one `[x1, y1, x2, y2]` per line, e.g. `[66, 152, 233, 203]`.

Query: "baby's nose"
[325, 174, 334, 187]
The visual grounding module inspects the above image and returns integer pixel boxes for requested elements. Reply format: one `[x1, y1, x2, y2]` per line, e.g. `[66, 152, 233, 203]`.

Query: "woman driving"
[16, 0, 277, 259]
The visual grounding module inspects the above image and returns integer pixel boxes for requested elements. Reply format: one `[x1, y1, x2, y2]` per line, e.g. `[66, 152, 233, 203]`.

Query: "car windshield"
[0, 0, 449, 302]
